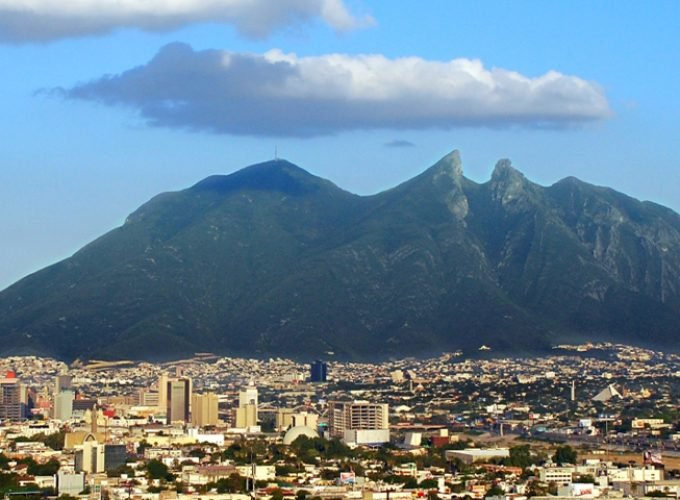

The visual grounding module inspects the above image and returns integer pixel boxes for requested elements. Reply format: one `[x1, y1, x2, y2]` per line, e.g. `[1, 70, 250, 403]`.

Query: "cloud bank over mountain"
[63, 42, 611, 137]
[0, 0, 371, 42]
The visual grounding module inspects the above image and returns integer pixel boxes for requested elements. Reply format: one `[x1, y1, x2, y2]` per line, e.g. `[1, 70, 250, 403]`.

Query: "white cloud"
[63, 42, 612, 137]
[0, 0, 372, 42]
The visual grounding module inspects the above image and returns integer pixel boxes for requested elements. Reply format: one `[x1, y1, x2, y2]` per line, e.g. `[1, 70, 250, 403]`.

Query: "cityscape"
[2, 1, 680, 500]
[1, 343, 680, 499]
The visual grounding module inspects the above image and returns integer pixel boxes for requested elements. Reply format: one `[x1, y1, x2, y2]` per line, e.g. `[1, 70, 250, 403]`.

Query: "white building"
[445, 448, 510, 465]
[539, 466, 575, 485]
[328, 401, 389, 436]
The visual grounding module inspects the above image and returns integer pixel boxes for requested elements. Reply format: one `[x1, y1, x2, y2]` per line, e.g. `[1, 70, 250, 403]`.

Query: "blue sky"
[1, 0, 679, 290]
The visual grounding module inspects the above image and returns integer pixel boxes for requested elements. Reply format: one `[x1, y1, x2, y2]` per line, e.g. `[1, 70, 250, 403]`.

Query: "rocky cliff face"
[1, 152, 679, 361]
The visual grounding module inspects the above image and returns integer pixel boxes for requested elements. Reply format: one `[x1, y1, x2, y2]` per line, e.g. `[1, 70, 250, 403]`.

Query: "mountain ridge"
[1, 151, 679, 361]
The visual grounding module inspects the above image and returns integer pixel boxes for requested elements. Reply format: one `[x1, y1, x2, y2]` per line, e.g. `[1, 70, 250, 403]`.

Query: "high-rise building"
[328, 401, 389, 439]
[310, 360, 328, 383]
[0, 371, 25, 421]
[54, 373, 75, 421]
[276, 409, 295, 431]
[239, 383, 258, 408]
[167, 378, 191, 423]
[292, 411, 318, 429]
[157, 374, 169, 412]
[72, 398, 97, 414]
[54, 389, 75, 421]
[75, 442, 127, 473]
[191, 392, 219, 427]
[234, 383, 258, 429]
[138, 388, 160, 407]
[234, 404, 257, 429]
[55, 374, 73, 394]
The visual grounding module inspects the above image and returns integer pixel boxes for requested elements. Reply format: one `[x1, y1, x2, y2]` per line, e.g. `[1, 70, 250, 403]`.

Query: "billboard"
[643, 451, 663, 466]
[339, 472, 356, 485]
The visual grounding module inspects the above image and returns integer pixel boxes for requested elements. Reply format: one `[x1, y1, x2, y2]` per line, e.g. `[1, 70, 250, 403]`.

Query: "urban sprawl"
[1, 343, 680, 500]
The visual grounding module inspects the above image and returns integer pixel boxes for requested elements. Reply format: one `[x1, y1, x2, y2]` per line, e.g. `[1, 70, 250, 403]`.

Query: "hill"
[1, 151, 679, 361]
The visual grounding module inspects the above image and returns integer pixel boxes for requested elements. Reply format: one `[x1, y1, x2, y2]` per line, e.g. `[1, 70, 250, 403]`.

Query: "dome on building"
[283, 425, 319, 445]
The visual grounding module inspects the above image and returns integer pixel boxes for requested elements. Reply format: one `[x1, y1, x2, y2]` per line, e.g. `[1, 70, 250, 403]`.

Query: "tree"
[505, 445, 532, 468]
[137, 440, 151, 456]
[526, 479, 547, 497]
[485, 485, 504, 497]
[107, 464, 135, 478]
[145, 460, 169, 480]
[27, 459, 60, 476]
[188, 448, 206, 459]
[574, 474, 595, 484]
[43, 432, 66, 451]
[276, 464, 300, 476]
[553, 445, 577, 465]
[384, 475, 418, 489]
[419, 478, 439, 490]
[215, 474, 245, 493]
[0, 472, 20, 492]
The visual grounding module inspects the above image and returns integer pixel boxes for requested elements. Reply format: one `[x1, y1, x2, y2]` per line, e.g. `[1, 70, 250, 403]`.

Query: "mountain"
[1, 151, 680, 361]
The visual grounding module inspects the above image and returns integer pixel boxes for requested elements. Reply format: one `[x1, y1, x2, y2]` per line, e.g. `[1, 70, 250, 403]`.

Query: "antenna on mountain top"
[274, 145, 279, 161]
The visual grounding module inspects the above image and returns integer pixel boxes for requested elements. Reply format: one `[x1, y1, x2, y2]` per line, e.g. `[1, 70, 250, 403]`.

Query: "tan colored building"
[328, 401, 388, 437]
[234, 404, 257, 428]
[167, 378, 191, 423]
[276, 409, 318, 431]
[191, 392, 219, 427]
[276, 408, 295, 431]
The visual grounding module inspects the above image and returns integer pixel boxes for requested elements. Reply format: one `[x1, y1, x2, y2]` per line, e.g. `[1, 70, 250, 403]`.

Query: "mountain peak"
[491, 158, 522, 181]
[432, 149, 464, 178]
[489, 159, 532, 207]
[191, 159, 329, 196]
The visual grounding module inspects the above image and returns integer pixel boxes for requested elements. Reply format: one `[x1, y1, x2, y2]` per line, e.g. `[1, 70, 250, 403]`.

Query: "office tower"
[54, 373, 75, 421]
[234, 404, 257, 428]
[191, 392, 219, 427]
[328, 401, 389, 437]
[72, 398, 97, 414]
[157, 374, 169, 412]
[310, 360, 328, 382]
[75, 442, 127, 473]
[55, 375, 73, 394]
[276, 409, 295, 431]
[0, 371, 25, 421]
[167, 378, 191, 423]
[138, 388, 160, 407]
[292, 411, 318, 429]
[233, 383, 258, 428]
[54, 390, 75, 420]
[239, 383, 258, 408]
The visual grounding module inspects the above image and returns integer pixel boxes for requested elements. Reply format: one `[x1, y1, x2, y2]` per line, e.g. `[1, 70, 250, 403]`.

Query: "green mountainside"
[1, 151, 679, 361]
